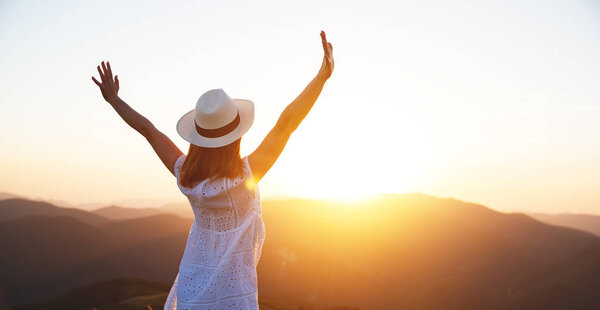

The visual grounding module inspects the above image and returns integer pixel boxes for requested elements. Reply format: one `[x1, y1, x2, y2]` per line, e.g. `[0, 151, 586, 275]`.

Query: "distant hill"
[1, 194, 599, 310]
[257, 194, 600, 310]
[14, 278, 171, 310]
[108, 198, 186, 209]
[0, 198, 109, 226]
[529, 213, 600, 237]
[0, 193, 192, 220]
[0, 192, 25, 201]
[92, 205, 168, 220]
[0, 211, 192, 306]
[14, 277, 357, 310]
[92, 202, 195, 220]
[158, 201, 194, 218]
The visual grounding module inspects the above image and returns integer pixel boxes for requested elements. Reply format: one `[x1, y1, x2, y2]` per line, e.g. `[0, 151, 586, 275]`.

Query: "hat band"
[195, 112, 240, 138]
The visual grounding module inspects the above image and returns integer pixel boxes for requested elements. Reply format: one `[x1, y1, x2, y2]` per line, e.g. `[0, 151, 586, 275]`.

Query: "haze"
[1, 0, 599, 214]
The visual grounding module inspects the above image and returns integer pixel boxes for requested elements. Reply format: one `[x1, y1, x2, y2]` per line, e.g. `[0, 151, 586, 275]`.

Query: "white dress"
[164, 154, 266, 310]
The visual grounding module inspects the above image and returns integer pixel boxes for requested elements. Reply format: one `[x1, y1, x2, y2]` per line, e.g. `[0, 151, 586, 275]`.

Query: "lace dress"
[163, 154, 266, 310]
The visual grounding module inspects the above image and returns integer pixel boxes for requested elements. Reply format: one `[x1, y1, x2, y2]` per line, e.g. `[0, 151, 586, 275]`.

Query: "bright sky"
[1, 0, 599, 214]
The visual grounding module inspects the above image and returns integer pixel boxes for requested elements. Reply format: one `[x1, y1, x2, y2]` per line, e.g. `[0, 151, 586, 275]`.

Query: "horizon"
[2, 185, 600, 309]
[1, 0, 600, 214]
[2, 190, 600, 216]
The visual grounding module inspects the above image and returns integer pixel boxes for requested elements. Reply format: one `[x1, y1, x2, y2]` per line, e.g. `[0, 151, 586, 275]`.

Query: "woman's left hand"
[92, 61, 120, 103]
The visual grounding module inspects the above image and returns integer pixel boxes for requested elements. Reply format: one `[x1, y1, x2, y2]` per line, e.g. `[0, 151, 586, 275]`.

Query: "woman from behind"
[91, 30, 334, 309]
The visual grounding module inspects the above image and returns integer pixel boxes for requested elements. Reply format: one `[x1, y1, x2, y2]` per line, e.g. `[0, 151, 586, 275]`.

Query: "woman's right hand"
[317, 30, 334, 81]
[92, 60, 120, 103]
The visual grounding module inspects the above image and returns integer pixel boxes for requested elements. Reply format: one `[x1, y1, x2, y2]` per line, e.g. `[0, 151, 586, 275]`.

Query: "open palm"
[318, 30, 334, 80]
[92, 61, 120, 103]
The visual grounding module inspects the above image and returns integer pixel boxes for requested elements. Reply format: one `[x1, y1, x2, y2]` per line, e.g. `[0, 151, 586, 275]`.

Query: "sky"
[1, 0, 599, 214]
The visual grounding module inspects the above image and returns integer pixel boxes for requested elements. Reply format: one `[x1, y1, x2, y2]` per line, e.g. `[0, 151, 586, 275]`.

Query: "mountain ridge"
[0, 198, 109, 226]
[529, 212, 600, 237]
[0, 194, 599, 309]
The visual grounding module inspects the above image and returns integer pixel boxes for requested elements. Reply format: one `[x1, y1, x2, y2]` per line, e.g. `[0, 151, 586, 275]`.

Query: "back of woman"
[164, 153, 266, 309]
[91, 30, 333, 310]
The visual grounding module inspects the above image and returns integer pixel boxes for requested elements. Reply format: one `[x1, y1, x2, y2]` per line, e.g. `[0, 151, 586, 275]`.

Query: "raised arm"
[92, 61, 183, 176]
[249, 30, 334, 182]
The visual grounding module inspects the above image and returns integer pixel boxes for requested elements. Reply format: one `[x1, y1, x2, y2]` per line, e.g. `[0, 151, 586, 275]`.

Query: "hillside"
[0, 194, 599, 309]
[92, 205, 168, 220]
[0, 192, 25, 200]
[14, 278, 171, 310]
[0, 211, 192, 306]
[0, 198, 109, 226]
[529, 213, 600, 237]
[257, 195, 600, 310]
[15, 277, 358, 310]
[158, 201, 194, 218]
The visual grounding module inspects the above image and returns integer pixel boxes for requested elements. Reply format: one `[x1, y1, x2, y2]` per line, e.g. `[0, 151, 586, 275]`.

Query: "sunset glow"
[1, 0, 599, 214]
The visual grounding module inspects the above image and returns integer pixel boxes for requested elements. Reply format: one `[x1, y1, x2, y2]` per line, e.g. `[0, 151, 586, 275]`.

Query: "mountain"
[14, 277, 357, 310]
[0, 192, 25, 201]
[0, 210, 192, 307]
[256, 195, 600, 310]
[529, 213, 600, 237]
[92, 205, 168, 220]
[1, 194, 599, 310]
[158, 201, 194, 218]
[108, 198, 186, 209]
[0, 198, 109, 226]
[14, 278, 171, 310]
[0, 193, 193, 220]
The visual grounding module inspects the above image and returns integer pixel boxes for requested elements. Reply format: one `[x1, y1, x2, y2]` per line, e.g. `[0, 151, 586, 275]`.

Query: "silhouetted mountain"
[0, 192, 25, 201]
[0, 212, 192, 307]
[15, 277, 357, 310]
[1, 194, 599, 310]
[15, 278, 170, 310]
[0, 198, 109, 225]
[107, 198, 183, 209]
[92, 205, 168, 220]
[529, 213, 600, 237]
[158, 201, 194, 218]
[257, 194, 600, 310]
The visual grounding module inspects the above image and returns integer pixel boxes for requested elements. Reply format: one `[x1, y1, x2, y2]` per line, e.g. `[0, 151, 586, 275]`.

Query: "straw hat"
[176, 88, 254, 148]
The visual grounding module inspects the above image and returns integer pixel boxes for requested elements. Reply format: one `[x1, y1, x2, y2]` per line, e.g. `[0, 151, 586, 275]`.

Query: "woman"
[91, 30, 334, 309]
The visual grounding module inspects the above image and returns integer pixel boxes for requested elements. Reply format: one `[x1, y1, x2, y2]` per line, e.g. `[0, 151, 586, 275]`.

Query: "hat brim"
[176, 99, 254, 148]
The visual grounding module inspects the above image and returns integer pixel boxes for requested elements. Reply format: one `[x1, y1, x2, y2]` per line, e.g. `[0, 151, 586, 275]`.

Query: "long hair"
[179, 139, 244, 188]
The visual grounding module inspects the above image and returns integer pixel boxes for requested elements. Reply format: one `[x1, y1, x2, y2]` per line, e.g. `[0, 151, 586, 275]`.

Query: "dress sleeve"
[174, 154, 186, 179]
